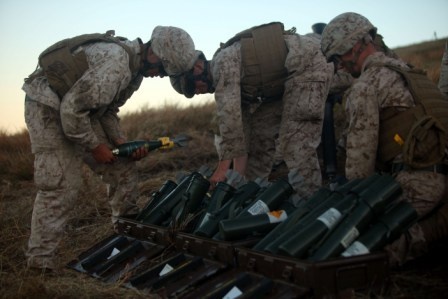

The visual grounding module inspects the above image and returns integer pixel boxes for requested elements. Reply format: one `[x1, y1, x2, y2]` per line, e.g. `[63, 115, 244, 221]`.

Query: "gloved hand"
[91, 143, 117, 164]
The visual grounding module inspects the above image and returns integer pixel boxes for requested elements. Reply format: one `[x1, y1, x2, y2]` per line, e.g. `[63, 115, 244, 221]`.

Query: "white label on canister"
[317, 208, 342, 229]
[159, 263, 174, 276]
[341, 241, 370, 257]
[223, 286, 243, 299]
[107, 247, 120, 259]
[340, 227, 360, 248]
[247, 200, 269, 215]
[267, 210, 288, 223]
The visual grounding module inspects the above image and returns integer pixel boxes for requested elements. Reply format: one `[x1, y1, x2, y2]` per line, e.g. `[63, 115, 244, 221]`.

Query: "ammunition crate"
[68, 216, 389, 298]
[236, 247, 388, 298]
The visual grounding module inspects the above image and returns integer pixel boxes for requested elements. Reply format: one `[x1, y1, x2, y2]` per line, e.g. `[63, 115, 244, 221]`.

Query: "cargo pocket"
[34, 152, 64, 190]
[292, 81, 326, 120]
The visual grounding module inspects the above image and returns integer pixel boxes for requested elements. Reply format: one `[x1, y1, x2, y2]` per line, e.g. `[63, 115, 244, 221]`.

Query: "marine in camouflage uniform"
[171, 27, 333, 200]
[22, 26, 198, 271]
[321, 12, 448, 266]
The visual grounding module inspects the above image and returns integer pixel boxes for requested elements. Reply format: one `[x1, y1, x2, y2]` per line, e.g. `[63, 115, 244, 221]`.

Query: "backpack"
[26, 31, 138, 98]
[378, 64, 448, 168]
[215, 22, 294, 103]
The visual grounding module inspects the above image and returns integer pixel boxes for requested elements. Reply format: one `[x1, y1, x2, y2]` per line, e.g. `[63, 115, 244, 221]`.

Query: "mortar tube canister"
[141, 172, 199, 225]
[219, 206, 294, 241]
[308, 174, 402, 261]
[276, 192, 358, 258]
[272, 174, 382, 256]
[174, 173, 210, 225]
[79, 235, 130, 271]
[136, 180, 178, 221]
[341, 201, 418, 257]
[236, 178, 294, 219]
[252, 188, 330, 251]
[194, 181, 260, 238]
[193, 181, 235, 233]
[259, 177, 365, 253]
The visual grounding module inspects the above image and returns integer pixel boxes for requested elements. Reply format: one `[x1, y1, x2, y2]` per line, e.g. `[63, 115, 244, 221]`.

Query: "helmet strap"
[202, 60, 215, 93]
[186, 59, 214, 93]
[345, 40, 368, 74]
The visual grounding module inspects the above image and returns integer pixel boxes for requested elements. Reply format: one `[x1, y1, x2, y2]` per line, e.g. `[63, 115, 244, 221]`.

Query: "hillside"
[395, 38, 447, 82]
[1, 39, 447, 298]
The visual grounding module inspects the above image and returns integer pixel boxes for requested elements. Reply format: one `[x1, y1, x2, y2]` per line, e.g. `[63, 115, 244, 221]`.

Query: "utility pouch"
[378, 64, 448, 168]
[40, 43, 89, 98]
[240, 22, 289, 103]
[216, 22, 291, 104]
[403, 115, 446, 168]
[27, 31, 136, 98]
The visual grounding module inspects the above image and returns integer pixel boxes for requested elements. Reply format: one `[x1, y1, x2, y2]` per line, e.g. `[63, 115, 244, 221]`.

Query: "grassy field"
[1, 37, 447, 298]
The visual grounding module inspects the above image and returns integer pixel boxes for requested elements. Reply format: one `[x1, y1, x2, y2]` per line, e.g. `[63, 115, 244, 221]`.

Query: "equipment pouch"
[240, 22, 288, 103]
[40, 45, 89, 98]
[403, 115, 446, 168]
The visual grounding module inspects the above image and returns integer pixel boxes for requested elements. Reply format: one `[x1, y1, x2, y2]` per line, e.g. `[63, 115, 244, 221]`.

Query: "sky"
[1, 0, 447, 134]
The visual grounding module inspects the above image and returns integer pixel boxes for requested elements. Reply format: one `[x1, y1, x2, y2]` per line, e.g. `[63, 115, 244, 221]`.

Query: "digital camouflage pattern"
[150, 26, 198, 76]
[439, 41, 448, 96]
[211, 34, 333, 199]
[343, 51, 446, 265]
[22, 39, 143, 270]
[321, 12, 377, 61]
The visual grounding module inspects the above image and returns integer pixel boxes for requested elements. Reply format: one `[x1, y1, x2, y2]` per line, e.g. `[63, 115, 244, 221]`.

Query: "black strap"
[391, 163, 448, 175]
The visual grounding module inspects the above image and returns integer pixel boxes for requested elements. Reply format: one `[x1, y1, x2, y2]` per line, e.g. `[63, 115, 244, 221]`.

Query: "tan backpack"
[378, 64, 448, 168]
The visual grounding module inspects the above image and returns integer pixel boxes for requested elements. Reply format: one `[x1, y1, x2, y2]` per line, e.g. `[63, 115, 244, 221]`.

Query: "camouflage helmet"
[321, 12, 377, 62]
[311, 23, 327, 35]
[170, 50, 207, 98]
[150, 26, 199, 76]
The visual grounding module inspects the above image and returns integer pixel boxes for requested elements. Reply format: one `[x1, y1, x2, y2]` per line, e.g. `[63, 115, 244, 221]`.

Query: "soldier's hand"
[131, 146, 149, 161]
[209, 159, 233, 189]
[91, 143, 117, 164]
[210, 170, 226, 185]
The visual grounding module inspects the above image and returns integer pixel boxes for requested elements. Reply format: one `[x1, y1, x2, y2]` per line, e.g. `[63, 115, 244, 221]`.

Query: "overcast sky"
[1, 0, 447, 133]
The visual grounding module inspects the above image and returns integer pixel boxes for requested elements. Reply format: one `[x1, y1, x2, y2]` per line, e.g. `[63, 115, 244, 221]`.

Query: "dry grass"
[1, 39, 448, 298]
[0, 129, 34, 181]
[0, 103, 218, 298]
[395, 38, 446, 83]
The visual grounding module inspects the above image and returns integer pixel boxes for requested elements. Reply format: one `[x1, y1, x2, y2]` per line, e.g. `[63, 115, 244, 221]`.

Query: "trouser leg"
[25, 99, 83, 269]
[26, 149, 82, 269]
[384, 172, 446, 266]
[244, 102, 281, 181]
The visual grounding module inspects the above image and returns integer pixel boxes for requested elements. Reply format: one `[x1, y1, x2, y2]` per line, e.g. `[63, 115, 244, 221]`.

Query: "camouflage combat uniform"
[211, 34, 333, 199]
[439, 41, 448, 96]
[22, 39, 143, 270]
[344, 52, 447, 265]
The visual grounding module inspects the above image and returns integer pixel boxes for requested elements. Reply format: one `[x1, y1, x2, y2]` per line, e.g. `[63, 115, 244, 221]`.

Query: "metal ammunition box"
[68, 215, 389, 298]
